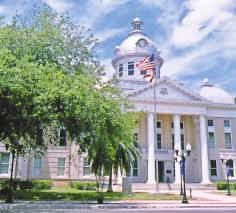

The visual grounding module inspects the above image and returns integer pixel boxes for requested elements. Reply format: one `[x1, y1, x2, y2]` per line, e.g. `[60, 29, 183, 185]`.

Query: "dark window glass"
[228, 159, 234, 177]
[224, 120, 230, 128]
[119, 64, 123, 77]
[128, 62, 134, 75]
[210, 160, 217, 176]
[181, 134, 185, 150]
[208, 132, 215, 149]
[156, 121, 161, 128]
[59, 127, 66, 146]
[140, 70, 146, 75]
[180, 122, 184, 129]
[208, 120, 214, 127]
[225, 133, 232, 149]
[157, 134, 161, 149]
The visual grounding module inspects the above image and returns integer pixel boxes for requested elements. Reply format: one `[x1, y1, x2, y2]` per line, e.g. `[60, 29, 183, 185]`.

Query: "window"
[156, 121, 161, 128]
[210, 160, 217, 177]
[157, 133, 161, 149]
[227, 160, 234, 177]
[0, 153, 10, 174]
[134, 133, 138, 142]
[128, 62, 134, 75]
[208, 132, 216, 149]
[83, 158, 91, 176]
[32, 158, 41, 177]
[180, 122, 184, 130]
[57, 158, 65, 176]
[172, 134, 175, 150]
[208, 120, 214, 127]
[225, 133, 232, 149]
[132, 158, 138, 177]
[181, 134, 185, 150]
[171, 121, 183, 129]
[140, 70, 146, 75]
[118, 64, 123, 77]
[224, 120, 230, 128]
[59, 126, 66, 146]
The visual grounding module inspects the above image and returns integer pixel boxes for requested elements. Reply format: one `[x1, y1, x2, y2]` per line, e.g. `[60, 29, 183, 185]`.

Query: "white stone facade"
[0, 18, 236, 186]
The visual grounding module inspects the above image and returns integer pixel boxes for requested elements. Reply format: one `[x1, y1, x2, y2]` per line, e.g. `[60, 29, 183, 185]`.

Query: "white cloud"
[42, 0, 74, 12]
[80, 0, 130, 28]
[95, 28, 126, 43]
[171, 0, 234, 47]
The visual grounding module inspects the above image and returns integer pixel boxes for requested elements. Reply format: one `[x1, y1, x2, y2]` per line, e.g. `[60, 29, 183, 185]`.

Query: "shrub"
[216, 182, 235, 190]
[0, 179, 53, 191]
[31, 180, 53, 190]
[69, 181, 97, 191]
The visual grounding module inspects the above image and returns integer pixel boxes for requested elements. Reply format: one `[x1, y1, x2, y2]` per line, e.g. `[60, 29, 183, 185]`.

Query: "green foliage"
[0, 179, 53, 191]
[216, 182, 236, 190]
[31, 180, 53, 190]
[68, 181, 97, 191]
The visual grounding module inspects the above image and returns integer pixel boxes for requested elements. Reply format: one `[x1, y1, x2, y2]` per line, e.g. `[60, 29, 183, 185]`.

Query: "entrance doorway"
[158, 161, 165, 183]
[155, 161, 165, 183]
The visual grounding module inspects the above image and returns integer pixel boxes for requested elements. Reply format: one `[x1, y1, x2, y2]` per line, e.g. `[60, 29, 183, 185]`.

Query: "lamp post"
[174, 156, 183, 195]
[220, 154, 232, 196]
[174, 144, 191, 204]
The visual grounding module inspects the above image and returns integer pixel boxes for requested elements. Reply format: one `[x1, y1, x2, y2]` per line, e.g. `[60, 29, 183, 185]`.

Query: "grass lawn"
[0, 187, 181, 201]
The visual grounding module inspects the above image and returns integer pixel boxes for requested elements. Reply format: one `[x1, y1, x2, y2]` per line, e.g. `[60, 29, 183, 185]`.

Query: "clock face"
[137, 38, 148, 47]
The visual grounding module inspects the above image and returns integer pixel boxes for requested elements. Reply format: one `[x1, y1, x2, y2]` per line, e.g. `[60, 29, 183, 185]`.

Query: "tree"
[0, 4, 136, 204]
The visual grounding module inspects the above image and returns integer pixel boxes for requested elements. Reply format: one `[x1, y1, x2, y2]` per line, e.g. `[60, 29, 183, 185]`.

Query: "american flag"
[136, 53, 155, 71]
[136, 53, 156, 82]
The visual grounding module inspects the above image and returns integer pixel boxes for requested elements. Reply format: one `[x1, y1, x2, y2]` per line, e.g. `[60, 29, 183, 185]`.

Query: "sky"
[0, 0, 236, 97]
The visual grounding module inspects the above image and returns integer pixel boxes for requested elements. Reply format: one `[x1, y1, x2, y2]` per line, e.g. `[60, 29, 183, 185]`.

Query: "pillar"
[147, 112, 156, 183]
[173, 114, 181, 184]
[199, 115, 211, 184]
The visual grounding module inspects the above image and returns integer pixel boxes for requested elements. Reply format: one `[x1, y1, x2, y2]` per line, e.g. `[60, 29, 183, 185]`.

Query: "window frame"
[0, 153, 10, 175]
[208, 132, 216, 149]
[210, 160, 217, 177]
[32, 157, 41, 177]
[157, 133, 162, 149]
[57, 158, 66, 176]
[208, 119, 214, 127]
[118, 64, 123, 77]
[128, 62, 134, 75]
[83, 157, 91, 176]
[225, 132, 232, 149]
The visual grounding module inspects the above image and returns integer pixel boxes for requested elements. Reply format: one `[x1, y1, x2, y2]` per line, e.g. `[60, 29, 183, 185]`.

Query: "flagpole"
[152, 50, 158, 190]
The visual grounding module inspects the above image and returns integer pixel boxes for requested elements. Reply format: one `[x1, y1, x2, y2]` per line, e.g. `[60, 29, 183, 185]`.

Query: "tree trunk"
[107, 165, 113, 192]
[5, 151, 15, 203]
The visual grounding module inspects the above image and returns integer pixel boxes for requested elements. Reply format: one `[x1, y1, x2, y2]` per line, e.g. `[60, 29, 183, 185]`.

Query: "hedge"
[68, 181, 97, 191]
[0, 179, 53, 191]
[216, 182, 236, 190]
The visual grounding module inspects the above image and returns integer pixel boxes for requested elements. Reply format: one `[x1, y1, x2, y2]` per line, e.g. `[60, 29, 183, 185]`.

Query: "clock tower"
[112, 17, 164, 92]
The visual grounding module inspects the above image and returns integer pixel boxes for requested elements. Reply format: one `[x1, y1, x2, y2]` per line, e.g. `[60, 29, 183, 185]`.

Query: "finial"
[204, 78, 208, 84]
[131, 17, 143, 31]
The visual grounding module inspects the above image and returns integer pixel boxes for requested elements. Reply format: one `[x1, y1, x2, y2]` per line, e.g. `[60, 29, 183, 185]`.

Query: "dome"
[116, 33, 158, 57]
[199, 79, 235, 104]
[112, 17, 163, 67]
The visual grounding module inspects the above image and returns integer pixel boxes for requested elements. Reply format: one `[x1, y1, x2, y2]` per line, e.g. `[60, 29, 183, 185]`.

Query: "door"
[158, 161, 165, 183]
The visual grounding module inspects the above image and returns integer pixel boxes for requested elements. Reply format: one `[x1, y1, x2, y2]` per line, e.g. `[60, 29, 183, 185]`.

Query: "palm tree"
[107, 139, 140, 192]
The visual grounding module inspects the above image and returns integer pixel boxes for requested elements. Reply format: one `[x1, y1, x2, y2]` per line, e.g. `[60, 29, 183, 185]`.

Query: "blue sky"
[0, 0, 236, 97]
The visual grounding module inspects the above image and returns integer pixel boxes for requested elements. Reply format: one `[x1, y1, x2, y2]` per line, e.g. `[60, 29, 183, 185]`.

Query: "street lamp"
[220, 154, 232, 196]
[174, 143, 191, 204]
[174, 154, 183, 195]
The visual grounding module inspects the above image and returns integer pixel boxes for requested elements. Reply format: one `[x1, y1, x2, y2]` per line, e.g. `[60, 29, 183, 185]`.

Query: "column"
[173, 114, 181, 184]
[199, 115, 211, 184]
[147, 112, 156, 183]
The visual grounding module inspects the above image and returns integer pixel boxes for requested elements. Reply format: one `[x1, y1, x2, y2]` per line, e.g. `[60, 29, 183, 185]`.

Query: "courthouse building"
[0, 18, 236, 187]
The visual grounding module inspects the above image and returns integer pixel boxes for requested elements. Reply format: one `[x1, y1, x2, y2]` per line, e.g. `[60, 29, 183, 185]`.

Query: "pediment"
[128, 76, 210, 103]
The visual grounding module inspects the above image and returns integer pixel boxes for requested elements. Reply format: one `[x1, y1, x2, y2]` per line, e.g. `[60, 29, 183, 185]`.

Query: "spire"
[129, 17, 144, 35]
